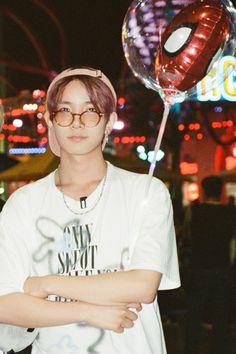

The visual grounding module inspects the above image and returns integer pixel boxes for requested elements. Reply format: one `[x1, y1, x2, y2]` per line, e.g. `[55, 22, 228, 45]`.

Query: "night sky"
[1, 0, 236, 97]
[0, 0, 131, 95]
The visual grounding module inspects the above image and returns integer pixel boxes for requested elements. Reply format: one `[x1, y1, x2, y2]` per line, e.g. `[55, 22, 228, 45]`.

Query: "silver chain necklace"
[57, 165, 107, 216]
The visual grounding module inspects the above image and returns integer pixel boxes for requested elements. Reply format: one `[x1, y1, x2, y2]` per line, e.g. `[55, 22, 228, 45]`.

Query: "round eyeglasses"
[51, 108, 104, 128]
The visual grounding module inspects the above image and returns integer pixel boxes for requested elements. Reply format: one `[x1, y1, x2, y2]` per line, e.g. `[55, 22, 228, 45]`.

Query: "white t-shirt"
[0, 162, 180, 354]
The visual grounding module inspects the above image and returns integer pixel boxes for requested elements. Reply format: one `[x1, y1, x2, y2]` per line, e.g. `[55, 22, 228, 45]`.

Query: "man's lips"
[67, 135, 88, 142]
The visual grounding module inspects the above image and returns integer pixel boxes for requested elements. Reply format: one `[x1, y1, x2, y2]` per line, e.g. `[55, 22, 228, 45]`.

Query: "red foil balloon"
[155, 0, 230, 92]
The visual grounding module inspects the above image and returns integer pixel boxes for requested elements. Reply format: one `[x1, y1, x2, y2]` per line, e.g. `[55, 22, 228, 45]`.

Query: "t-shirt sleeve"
[0, 191, 39, 351]
[128, 178, 181, 290]
[0, 191, 31, 294]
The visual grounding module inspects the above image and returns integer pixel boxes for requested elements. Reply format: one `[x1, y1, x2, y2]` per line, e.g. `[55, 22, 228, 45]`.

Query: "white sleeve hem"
[128, 263, 181, 290]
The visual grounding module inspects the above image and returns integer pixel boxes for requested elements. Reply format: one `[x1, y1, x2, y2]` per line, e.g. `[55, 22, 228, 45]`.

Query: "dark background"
[0, 0, 132, 95]
[1, 0, 236, 96]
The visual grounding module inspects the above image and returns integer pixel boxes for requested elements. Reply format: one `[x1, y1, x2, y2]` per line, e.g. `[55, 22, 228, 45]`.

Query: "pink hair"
[46, 74, 117, 120]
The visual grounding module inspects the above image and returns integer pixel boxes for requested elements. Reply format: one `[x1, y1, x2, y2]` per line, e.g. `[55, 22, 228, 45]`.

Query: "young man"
[0, 67, 180, 354]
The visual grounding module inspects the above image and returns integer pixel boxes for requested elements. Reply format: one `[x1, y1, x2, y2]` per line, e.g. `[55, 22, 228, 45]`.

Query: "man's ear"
[44, 111, 53, 128]
[105, 112, 117, 135]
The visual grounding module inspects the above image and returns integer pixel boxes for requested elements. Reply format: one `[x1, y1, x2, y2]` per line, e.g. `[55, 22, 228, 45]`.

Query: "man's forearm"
[0, 293, 86, 328]
[0, 292, 139, 334]
[42, 270, 161, 305]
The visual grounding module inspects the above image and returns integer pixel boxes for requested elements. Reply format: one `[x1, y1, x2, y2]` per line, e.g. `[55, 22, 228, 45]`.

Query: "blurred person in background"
[184, 175, 236, 354]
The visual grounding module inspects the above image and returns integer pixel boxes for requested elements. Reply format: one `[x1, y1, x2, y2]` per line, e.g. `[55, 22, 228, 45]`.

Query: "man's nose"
[72, 114, 85, 128]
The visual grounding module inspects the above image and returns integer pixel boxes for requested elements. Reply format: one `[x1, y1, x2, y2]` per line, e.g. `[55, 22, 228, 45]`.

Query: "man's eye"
[87, 107, 96, 112]
[58, 107, 71, 113]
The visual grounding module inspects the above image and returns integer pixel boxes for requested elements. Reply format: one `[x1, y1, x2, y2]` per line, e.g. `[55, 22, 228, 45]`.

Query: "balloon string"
[130, 103, 170, 259]
[145, 102, 171, 197]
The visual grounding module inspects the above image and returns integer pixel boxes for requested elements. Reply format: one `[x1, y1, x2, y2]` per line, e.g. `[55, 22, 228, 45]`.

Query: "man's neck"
[58, 150, 107, 186]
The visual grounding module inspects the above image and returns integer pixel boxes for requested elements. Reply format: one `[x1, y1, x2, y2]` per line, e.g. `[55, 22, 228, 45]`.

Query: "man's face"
[52, 80, 109, 157]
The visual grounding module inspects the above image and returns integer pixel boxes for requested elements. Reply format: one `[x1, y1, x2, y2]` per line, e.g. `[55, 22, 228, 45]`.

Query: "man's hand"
[83, 303, 139, 333]
[24, 276, 142, 333]
[126, 303, 142, 312]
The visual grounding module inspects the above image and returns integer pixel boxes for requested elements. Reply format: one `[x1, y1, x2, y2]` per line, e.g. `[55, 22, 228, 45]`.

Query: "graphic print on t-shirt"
[33, 217, 97, 276]
[32, 216, 127, 352]
[46, 335, 78, 354]
[57, 220, 95, 275]
[33, 216, 124, 281]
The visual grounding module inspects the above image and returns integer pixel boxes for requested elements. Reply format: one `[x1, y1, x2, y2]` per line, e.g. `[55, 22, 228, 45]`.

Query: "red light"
[194, 123, 200, 130]
[11, 109, 23, 117]
[7, 135, 35, 143]
[189, 124, 195, 131]
[180, 162, 198, 175]
[140, 136, 146, 143]
[8, 124, 17, 131]
[197, 133, 203, 140]
[22, 136, 30, 143]
[0, 133, 4, 140]
[32, 90, 46, 99]
[38, 105, 44, 112]
[212, 122, 222, 129]
[227, 120, 233, 127]
[37, 124, 47, 134]
[121, 136, 130, 144]
[115, 136, 146, 144]
[178, 124, 185, 131]
[10, 125, 16, 131]
[118, 97, 125, 106]
[129, 137, 135, 143]
[3, 124, 17, 131]
[184, 134, 190, 141]
[222, 121, 227, 127]
[39, 137, 48, 145]
[32, 90, 40, 99]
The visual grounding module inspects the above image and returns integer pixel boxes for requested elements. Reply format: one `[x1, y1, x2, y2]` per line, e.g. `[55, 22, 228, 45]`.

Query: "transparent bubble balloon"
[122, 0, 236, 105]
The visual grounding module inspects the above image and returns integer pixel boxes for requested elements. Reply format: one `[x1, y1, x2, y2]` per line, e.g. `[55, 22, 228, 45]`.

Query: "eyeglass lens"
[55, 111, 101, 127]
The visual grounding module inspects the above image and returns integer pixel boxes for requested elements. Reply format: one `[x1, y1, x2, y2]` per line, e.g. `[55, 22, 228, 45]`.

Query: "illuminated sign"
[197, 56, 236, 102]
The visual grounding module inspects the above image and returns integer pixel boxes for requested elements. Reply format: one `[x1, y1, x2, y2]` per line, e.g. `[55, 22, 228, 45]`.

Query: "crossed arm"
[0, 291, 138, 333]
[24, 269, 162, 305]
[0, 181, 165, 334]
[0, 269, 161, 333]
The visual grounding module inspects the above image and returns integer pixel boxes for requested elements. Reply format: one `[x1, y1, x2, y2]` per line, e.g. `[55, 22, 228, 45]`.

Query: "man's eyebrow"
[58, 100, 93, 105]
[58, 100, 72, 105]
